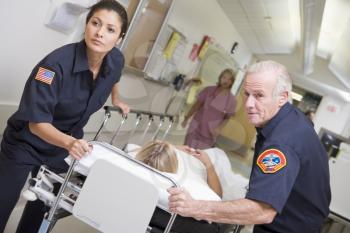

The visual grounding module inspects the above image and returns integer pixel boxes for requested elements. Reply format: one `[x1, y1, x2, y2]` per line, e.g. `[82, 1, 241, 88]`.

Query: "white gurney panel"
[73, 159, 159, 233]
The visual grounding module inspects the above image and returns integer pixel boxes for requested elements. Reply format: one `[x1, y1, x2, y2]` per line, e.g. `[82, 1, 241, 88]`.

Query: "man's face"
[243, 71, 282, 127]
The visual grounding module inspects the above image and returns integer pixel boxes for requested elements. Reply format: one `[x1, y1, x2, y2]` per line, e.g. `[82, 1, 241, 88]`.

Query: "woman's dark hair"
[86, 0, 128, 39]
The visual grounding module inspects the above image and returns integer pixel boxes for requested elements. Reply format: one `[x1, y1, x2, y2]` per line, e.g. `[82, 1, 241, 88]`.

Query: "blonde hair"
[217, 68, 237, 88]
[135, 140, 178, 173]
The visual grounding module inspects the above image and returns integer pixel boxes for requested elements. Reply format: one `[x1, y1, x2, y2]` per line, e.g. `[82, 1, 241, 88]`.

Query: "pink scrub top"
[184, 86, 236, 149]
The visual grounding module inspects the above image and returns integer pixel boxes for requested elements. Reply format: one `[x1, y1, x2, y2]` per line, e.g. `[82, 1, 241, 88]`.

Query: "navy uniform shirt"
[1, 40, 124, 166]
[246, 102, 331, 233]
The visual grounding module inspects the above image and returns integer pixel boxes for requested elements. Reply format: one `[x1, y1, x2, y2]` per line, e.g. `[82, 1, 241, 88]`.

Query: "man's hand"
[168, 187, 200, 219]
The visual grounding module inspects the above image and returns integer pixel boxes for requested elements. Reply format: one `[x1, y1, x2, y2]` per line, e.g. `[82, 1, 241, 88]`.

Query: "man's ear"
[278, 91, 289, 106]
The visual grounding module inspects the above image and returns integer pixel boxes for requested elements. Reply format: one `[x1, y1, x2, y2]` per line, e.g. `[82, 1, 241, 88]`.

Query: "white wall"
[314, 96, 350, 138]
[0, 0, 92, 104]
[0, 0, 253, 135]
[167, 0, 252, 70]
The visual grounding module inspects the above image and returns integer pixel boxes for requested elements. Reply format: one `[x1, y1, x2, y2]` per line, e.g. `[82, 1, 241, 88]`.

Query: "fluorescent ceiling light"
[291, 91, 303, 101]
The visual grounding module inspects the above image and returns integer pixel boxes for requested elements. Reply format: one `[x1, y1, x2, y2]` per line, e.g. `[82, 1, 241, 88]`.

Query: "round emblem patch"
[257, 149, 287, 173]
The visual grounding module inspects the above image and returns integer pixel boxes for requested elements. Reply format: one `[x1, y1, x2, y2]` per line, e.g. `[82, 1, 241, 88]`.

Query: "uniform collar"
[101, 50, 116, 77]
[257, 102, 293, 139]
[73, 40, 116, 77]
[73, 40, 90, 74]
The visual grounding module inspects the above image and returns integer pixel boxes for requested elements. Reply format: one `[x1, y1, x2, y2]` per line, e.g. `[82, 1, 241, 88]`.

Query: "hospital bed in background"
[22, 106, 243, 233]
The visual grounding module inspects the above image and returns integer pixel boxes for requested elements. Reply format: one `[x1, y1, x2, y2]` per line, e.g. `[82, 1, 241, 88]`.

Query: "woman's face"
[219, 72, 233, 89]
[85, 9, 123, 55]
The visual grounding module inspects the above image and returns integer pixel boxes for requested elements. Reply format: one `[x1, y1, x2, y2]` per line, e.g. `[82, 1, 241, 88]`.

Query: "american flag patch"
[34, 67, 55, 85]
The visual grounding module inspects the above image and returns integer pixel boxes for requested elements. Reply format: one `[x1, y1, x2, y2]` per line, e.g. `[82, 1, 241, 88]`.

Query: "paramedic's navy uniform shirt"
[2, 40, 124, 166]
[246, 102, 331, 233]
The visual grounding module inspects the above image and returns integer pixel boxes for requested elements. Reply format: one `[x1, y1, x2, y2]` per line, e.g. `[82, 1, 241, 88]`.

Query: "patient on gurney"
[135, 140, 222, 197]
[133, 140, 230, 233]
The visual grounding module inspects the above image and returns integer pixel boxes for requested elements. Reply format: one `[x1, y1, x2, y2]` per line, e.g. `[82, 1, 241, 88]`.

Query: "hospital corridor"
[1, 0, 350, 233]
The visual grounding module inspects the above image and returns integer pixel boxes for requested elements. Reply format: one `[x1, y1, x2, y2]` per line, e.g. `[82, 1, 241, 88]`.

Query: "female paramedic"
[0, 0, 129, 232]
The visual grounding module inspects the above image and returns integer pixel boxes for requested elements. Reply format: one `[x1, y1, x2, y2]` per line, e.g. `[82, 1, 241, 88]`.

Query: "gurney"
[21, 106, 178, 233]
[22, 106, 243, 233]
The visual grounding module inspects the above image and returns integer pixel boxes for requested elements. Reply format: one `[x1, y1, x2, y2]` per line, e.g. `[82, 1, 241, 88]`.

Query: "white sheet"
[124, 144, 249, 200]
[65, 143, 221, 210]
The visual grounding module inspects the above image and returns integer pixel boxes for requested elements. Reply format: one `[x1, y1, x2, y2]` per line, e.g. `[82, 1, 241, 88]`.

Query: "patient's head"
[136, 140, 178, 173]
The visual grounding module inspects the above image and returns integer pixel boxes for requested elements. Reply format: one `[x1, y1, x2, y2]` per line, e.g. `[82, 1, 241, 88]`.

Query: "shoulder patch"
[257, 149, 287, 174]
[34, 67, 55, 85]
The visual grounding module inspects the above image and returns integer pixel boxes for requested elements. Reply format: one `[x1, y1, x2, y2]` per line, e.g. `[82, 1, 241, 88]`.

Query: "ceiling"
[217, 0, 350, 100]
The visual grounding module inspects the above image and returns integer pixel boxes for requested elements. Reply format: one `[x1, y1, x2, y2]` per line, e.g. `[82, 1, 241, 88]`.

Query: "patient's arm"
[175, 145, 195, 154]
[192, 150, 222, 198]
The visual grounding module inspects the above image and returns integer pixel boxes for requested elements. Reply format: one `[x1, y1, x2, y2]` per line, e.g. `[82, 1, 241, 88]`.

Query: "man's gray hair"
[247, 60, 292, 102]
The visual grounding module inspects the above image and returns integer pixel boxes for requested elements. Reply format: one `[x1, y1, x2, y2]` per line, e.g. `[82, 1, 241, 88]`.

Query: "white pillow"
[124, 143, 141, 158]
[174, 148, 207, 182]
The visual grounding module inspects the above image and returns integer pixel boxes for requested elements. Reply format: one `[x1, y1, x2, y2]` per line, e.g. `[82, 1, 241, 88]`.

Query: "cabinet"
[120, 0, 174, 76]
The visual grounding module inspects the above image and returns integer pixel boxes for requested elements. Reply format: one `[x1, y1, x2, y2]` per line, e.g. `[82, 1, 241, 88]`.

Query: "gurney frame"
[25, 106, 178, 233]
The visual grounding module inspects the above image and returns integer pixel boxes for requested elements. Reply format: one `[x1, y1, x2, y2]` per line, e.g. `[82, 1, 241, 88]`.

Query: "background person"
[168, 60, 331, 233]
[0, 1, 129, 232]
[305, 109, 316, 123]
[181, 68, 237, 149]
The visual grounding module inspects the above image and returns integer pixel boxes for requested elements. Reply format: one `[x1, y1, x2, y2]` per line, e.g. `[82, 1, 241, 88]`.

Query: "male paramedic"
[168, 60, 331, 233]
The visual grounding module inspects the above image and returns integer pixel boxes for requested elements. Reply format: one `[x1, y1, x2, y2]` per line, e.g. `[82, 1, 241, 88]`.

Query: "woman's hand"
[28, 122, 92, 161]
[191, 150, 213, 168]
[111, 83, 130, 115]
[66, 139, 92, 160]
[114, 101, 130, 115]
[181, 118, 189, 128]
[176, 145, 195, 154]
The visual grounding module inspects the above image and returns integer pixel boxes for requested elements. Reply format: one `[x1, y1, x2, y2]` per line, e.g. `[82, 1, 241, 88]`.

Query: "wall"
[0, 0, 253, 135]
[167, 0, 252, 71]
[314, 96, 350, 137]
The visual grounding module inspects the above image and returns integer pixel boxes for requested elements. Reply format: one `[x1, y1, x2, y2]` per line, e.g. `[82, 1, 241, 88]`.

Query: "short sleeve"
[197, 86, 211, 104]
[15, 64, 61, 123]
[108, 47, 124, 84]
[245, 145, 300, 213]
[225, 95, 237, 118]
